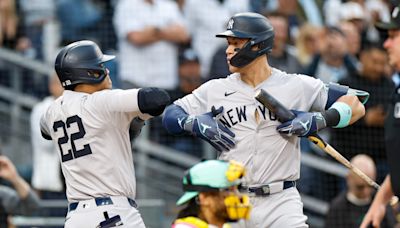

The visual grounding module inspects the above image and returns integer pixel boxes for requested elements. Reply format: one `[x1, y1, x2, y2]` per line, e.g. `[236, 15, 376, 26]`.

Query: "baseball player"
[361, 5, 400, 228]
[40, 40, 170, 227]
[163, 12, 366, 227]
[172, 159, 251, 228]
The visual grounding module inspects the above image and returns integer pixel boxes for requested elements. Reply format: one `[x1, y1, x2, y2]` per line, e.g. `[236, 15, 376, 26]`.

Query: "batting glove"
[181, 106, 235, 152]
[276, 110, 327, 137]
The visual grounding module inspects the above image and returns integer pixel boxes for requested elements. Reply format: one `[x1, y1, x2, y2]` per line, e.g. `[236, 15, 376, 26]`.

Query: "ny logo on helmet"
[227, 19, 234, 30]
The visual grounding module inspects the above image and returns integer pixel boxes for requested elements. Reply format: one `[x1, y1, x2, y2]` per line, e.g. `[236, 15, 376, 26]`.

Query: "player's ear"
[197, 193, 210, 206]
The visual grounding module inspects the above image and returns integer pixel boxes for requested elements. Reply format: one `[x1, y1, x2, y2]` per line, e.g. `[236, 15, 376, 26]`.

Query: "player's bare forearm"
[159, 25, 190, 43]
[11, 175, 31, 199]
[127, 27, 162, 46]
[375, 176, 394, 206]
[336, 95, 365, 124]
[360, 176, 394, 228]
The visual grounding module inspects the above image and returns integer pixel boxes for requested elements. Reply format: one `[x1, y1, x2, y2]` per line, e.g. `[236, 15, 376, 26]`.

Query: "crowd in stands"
[0, 0, 399, 227]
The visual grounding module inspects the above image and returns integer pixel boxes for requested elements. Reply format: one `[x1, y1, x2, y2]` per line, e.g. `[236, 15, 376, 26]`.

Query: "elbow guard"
[138, 88, 171, 116]
[325, 83, 370, 109]
[325, 83, 349, 109]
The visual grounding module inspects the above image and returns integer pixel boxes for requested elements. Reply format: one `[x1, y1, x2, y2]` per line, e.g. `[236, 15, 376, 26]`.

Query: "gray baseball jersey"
[174, 68, 328, 185]
[40, 89, 150, 202]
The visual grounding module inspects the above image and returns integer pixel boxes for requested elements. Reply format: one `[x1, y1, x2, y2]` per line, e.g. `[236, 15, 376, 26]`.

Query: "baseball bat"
[254, 89, 399, 206]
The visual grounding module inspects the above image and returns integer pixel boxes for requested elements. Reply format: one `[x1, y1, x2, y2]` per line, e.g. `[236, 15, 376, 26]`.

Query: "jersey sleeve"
[173, 81, 212, 115]
[297, 75, 328, 112]
[92, 89, 151, 120]
[39, 113, 51, 140]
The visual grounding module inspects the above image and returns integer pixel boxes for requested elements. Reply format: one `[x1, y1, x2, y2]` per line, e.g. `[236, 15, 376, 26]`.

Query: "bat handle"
[308, 134, 327, 148]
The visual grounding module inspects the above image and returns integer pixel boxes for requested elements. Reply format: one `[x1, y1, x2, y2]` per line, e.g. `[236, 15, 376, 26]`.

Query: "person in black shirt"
[0, 155, 40, 228]
[326, 155, 396, 228]
[361, 5, 400, 228]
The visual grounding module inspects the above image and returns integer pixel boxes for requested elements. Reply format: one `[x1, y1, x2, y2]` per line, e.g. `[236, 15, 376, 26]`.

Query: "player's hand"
[360, 203, 386, 228]
[0, 156, 18, 182]
[183, 106, 235, 152]
[276, 110, 327, 137]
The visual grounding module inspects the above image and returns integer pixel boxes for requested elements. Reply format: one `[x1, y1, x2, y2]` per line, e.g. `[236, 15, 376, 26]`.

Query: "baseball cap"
[376, 5, 400, 30]
[176, 160, 244, 205]
[179, 48, 199, 65]
[340, 2, 366, 21]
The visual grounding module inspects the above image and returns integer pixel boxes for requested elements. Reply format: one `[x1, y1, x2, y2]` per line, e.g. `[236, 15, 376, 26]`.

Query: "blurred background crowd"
[0, 0, 399, 227]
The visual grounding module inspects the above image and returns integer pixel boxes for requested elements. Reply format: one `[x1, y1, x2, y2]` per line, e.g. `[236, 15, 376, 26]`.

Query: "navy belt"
[69, 197, 137, 212]
[241, 181, 296, 196]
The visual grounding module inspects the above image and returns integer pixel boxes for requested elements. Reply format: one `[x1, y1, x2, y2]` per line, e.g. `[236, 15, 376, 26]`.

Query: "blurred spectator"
[252, 0, 324, 27]
[114, 0, 189, 90]
[267, 12, 304, 73]
[150, 48, 204, 157]
[339, 1, 368, 35]
[324, 0, 343, 26]
[18, 0, 55, 60]
[208, 44, 230, 80]
[90, 0, 118, 52]
[332, 45, 395, 182]
[250, 0, 269, 13]
[339, 21, 362, 59]
[176, 0, 185, 11]
[0, 0, 29, 51]
[276, 0, 301, 29]
[0, 155, 40, 228]
[30, 75, 65, 198]
[183, 0, 249, 78]
[274, 0, 321, 43]
[325, 154, 396, 228]
[172, 48, 203, 101]
[339, 1, 382, 50]
[338, 21, 362, 74]
[306, 26, 358, 83]
[56, 0, 102, 46]
[297, 0, 325, 26]
[0, 0, 18, 48]
[295, 23, 323, 67]
[365, 0, 391, 24]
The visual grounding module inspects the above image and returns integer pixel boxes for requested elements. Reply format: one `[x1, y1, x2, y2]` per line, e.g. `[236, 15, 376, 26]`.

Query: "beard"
[213, 203, 230, 221]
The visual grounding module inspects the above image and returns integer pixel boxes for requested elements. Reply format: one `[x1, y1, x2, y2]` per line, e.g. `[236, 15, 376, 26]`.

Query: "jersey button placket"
[250, 104, 259, 181]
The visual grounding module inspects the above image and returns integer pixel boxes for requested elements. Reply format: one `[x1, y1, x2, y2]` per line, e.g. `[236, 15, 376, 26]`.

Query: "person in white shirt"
[184, 0, 249, 78]
[113, 0, 189, 90]
[30, 75, 64, 196]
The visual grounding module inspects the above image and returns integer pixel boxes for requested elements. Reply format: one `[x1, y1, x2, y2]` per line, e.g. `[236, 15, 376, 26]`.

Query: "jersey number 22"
[53, 115, 92, 162]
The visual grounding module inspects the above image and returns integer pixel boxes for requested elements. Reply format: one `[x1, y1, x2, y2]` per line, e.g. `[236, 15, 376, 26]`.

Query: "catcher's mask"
[216, 12, 274, 68]
[177, 160, 251, 221]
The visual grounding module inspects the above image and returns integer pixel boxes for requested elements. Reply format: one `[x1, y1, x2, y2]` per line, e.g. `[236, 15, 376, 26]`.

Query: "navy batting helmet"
[216, 12, 274, 68]
[55, 40, 115, 90]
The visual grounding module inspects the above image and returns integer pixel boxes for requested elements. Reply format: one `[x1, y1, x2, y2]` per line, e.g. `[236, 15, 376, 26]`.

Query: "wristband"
[329, 102, 352, 128]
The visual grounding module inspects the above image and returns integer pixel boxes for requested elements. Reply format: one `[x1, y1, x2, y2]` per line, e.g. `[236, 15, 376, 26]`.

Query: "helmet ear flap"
[229, 41, 258, 67]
